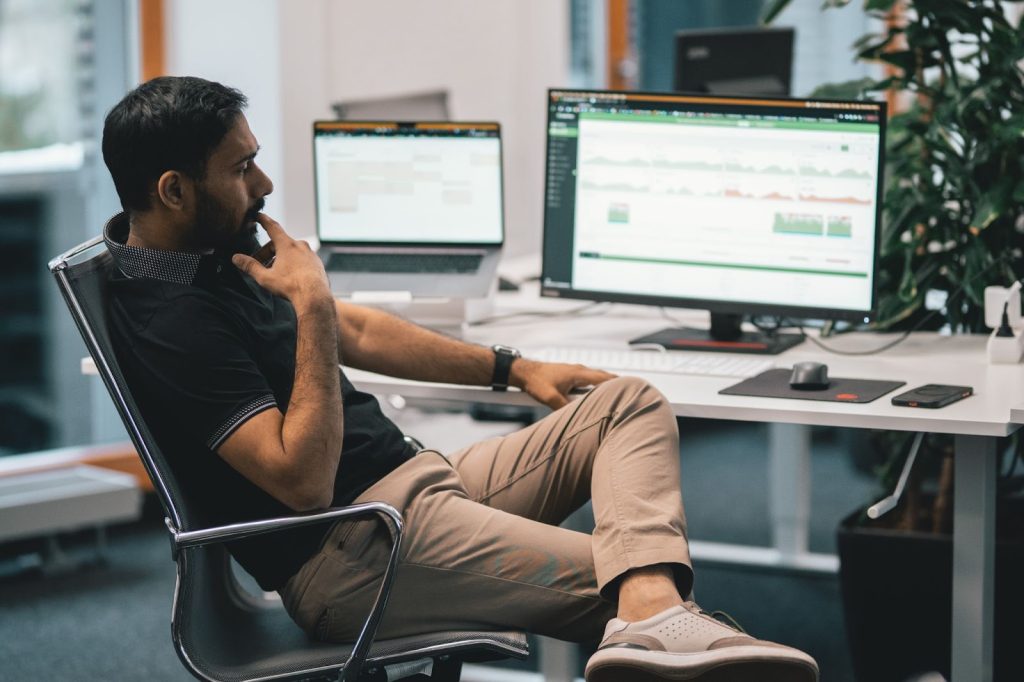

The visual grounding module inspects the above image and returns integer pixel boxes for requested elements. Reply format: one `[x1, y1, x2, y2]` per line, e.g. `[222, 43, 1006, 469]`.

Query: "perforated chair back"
[50, 238, 193, 524]
[50, 236, 528, 681]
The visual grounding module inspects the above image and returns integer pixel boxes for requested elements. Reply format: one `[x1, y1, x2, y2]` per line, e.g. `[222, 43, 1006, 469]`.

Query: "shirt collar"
[103, 212, 208, 285]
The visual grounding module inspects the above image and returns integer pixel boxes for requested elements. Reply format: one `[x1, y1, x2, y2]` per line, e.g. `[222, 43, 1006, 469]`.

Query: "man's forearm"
[335, 301, 617, 412]
[281, 295, 344, 493]
[338, 303, 494, 386]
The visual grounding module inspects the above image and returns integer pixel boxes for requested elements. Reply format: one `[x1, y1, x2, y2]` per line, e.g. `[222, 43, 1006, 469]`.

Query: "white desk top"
[1012, 406, 1024, 425]
[347, 289, 1024, 438]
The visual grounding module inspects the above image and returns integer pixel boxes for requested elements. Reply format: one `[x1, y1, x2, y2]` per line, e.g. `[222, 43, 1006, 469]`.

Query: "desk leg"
[952, 435, 996, 682]
[769, 423, 811, 558]
[539, 636, 577, 682]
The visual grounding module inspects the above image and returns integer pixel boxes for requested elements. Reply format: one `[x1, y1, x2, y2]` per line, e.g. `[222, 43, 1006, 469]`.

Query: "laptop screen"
[313, 121, 504, 245]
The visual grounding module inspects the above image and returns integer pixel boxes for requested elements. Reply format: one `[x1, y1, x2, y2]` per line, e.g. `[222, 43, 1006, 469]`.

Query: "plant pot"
[836, 498, 1024, 682]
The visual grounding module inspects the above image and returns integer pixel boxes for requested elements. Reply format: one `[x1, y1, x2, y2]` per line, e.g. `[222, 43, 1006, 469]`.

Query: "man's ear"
[155, 170, 191, 212]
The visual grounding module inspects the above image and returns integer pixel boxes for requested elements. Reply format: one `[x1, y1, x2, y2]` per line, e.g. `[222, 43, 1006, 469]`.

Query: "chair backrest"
[49, 236, 203, 532]
[50, 236, 531, 681]
[50, 237, 349, 677]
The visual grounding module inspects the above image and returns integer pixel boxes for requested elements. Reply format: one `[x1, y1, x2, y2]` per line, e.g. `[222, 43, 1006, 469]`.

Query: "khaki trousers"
[280, 376, 692, 643]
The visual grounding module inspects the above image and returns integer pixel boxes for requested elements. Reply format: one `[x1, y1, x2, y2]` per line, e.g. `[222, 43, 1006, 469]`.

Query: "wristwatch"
[490, 344, 521, 391]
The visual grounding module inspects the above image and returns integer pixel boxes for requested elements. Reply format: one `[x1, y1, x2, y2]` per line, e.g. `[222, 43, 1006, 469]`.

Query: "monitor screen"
[541, 89, 886, 324]
[674, 26, 794, 97]
[313, 121, 504, 245]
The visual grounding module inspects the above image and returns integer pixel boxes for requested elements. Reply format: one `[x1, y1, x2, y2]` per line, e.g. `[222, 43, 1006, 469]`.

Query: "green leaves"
[759, 0, 794, 25]
[821, 0, 1024, 331]
[762, 0, 1024, 332]
[971, 177, 1014, 232]
[864, 0, 900, 11]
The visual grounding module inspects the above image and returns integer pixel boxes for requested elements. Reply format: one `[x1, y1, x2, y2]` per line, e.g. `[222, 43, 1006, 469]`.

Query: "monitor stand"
[629, 313, 804, 355]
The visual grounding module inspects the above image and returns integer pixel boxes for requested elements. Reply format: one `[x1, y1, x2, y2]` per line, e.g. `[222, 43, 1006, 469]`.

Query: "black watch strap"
[490, 345, 520, 391]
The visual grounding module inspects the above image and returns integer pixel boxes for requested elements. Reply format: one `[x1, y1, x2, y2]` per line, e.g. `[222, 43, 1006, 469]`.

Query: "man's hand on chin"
[231, 213, 332, 310]
[510, 358, 617, 410]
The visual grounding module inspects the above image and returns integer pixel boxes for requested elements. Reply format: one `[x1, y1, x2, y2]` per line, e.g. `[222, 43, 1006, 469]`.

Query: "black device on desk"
[891, 384, 973, 409]
[539, 88, 887, 355]
[789, 361, 829, 390]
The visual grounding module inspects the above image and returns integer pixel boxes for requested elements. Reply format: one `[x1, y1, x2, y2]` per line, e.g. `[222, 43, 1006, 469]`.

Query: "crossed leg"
[281, 376, 690, 642]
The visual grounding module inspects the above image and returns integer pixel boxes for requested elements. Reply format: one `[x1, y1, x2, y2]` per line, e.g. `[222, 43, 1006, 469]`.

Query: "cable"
[797, 298, 944, 356]
[795, 255, 1018, 356]
[1000, 440, 1019, 479]
[799, 327, 912, 356]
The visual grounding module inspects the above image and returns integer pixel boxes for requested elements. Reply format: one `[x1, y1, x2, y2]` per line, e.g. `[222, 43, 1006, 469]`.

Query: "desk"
[347, 293, 1024, 682]
[1012, 406, 1024, 424]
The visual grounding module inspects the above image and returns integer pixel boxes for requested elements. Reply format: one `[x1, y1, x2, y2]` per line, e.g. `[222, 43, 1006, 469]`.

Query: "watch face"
[493, 344, 521, 357]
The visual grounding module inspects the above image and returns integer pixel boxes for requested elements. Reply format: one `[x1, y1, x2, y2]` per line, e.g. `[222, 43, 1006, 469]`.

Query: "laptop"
[312, 120, 504, 299]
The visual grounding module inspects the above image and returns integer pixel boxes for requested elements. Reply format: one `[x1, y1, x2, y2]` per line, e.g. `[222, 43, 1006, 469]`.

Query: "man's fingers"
[575, 367, 618, 386]
[231, 253, 263, 279]
[527, 382, 567, 411]
[252, 241, 276, 266]
[587, 368, 618, 384]
[255, 213, 287, 242]
[544, 391, 569, 411]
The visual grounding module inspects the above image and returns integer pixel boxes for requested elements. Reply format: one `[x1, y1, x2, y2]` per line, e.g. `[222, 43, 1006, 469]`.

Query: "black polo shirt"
[103, 213, 414, 591]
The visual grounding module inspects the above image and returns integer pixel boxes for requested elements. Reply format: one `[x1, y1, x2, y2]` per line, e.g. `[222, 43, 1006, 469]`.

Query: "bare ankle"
[616, 564, 684, 622]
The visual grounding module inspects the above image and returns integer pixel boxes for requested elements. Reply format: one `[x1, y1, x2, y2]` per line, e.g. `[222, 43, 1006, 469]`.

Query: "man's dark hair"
[102, 76, 248, 213]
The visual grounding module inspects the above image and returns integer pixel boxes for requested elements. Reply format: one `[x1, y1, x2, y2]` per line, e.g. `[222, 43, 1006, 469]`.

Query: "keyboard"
[327, 252, 484, 274]
[529, 347, 774, 378]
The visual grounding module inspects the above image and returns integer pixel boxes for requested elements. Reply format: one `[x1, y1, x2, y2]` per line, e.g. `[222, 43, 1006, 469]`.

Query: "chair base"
[359, 655, 462, 681]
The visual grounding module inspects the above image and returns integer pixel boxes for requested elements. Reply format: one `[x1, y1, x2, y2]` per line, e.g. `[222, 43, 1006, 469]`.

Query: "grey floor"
[0, 415, 879, 681]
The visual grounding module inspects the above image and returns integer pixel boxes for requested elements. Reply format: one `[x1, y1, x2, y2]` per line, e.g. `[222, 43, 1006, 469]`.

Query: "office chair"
[49, 236, 528, 682]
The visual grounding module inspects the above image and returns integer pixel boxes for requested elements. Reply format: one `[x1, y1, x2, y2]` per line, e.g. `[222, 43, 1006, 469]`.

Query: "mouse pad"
[720, 369, 905, 404]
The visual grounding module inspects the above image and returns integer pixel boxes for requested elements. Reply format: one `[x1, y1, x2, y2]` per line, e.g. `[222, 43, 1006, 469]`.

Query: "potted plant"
[760, 1, 1024, 680]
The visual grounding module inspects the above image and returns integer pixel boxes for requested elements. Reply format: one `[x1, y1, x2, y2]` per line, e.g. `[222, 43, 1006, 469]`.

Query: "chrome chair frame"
[49, 236, 527, 681]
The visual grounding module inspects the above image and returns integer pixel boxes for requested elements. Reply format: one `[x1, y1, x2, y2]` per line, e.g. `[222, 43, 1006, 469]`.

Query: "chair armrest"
[168, 502, 403, 682]
[167, 501, 402, 551]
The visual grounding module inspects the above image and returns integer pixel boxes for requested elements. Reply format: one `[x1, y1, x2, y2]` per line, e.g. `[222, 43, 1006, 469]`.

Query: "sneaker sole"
[585, 645, 819, 682]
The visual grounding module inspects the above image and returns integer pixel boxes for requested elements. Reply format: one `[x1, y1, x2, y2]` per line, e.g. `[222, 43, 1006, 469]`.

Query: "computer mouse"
[789, 361, 829, 390]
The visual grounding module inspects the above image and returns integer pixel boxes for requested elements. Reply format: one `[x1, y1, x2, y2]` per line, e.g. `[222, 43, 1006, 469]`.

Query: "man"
[101, 76, 818, 682]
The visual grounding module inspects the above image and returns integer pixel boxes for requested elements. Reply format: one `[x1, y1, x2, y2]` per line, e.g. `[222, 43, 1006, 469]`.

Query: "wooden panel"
[0, 443, 154, 493]
[607, 0, 634, 90]
[139, 0, 165, 81]
[885, 1, 908, 116]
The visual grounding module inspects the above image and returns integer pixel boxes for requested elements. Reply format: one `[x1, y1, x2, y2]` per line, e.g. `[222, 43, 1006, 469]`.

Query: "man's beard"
[194, 191, 265, 255]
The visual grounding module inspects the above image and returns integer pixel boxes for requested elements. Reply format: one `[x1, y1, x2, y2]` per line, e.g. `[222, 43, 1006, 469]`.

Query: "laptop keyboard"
[327, 252, 484, 274]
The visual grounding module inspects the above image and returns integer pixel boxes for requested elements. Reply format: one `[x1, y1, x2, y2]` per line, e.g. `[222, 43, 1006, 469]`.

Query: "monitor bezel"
[673, 26, 795, 96]
[540, 87, 887, 324]
[312, 120, 506, 248]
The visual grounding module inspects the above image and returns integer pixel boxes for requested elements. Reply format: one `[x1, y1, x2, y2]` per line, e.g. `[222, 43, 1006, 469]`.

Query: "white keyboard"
[530, 347, 774, 378]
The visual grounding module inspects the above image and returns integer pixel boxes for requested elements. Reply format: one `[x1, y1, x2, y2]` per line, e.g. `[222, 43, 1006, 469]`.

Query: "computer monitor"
[674, 26, 794, 97]
[540, 88, 887, 354]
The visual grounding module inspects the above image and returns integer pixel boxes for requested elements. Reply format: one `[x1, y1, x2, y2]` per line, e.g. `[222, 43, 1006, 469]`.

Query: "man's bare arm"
[216, 215, 342, 511]
[336, 301, 615, 410]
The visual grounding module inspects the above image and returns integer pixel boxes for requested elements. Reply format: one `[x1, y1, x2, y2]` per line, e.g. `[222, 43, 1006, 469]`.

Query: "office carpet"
[0, 418, 879, 681]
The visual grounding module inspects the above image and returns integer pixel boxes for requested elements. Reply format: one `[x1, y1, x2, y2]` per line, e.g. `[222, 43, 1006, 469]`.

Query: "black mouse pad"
[720, 369, 905, 404]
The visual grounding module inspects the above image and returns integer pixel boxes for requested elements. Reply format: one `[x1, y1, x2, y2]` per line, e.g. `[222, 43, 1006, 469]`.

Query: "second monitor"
[674, 26, 795, 97]
[540, 89, 887, 354]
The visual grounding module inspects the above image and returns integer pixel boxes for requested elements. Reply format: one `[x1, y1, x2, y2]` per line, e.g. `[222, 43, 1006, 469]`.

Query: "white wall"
[772, 0, 881, 97]
[165, 0, 288, 220]
[165, 0, 570, 257]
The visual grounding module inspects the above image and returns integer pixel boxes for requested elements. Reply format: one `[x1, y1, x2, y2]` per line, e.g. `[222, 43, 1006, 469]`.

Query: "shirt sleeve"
[122, 293, 280, 452]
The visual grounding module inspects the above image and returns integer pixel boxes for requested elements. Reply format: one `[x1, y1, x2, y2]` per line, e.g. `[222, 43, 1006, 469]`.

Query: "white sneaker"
[584, 602, 819, 682]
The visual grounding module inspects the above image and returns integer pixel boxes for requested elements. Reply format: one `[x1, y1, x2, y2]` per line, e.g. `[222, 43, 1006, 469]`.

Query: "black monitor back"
[674, 26, 794, 97]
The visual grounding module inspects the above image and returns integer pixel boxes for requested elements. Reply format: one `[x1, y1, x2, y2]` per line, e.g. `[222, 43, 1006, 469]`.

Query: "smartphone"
[891, 384, 973, 408]
[252, 241, 276, 267]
